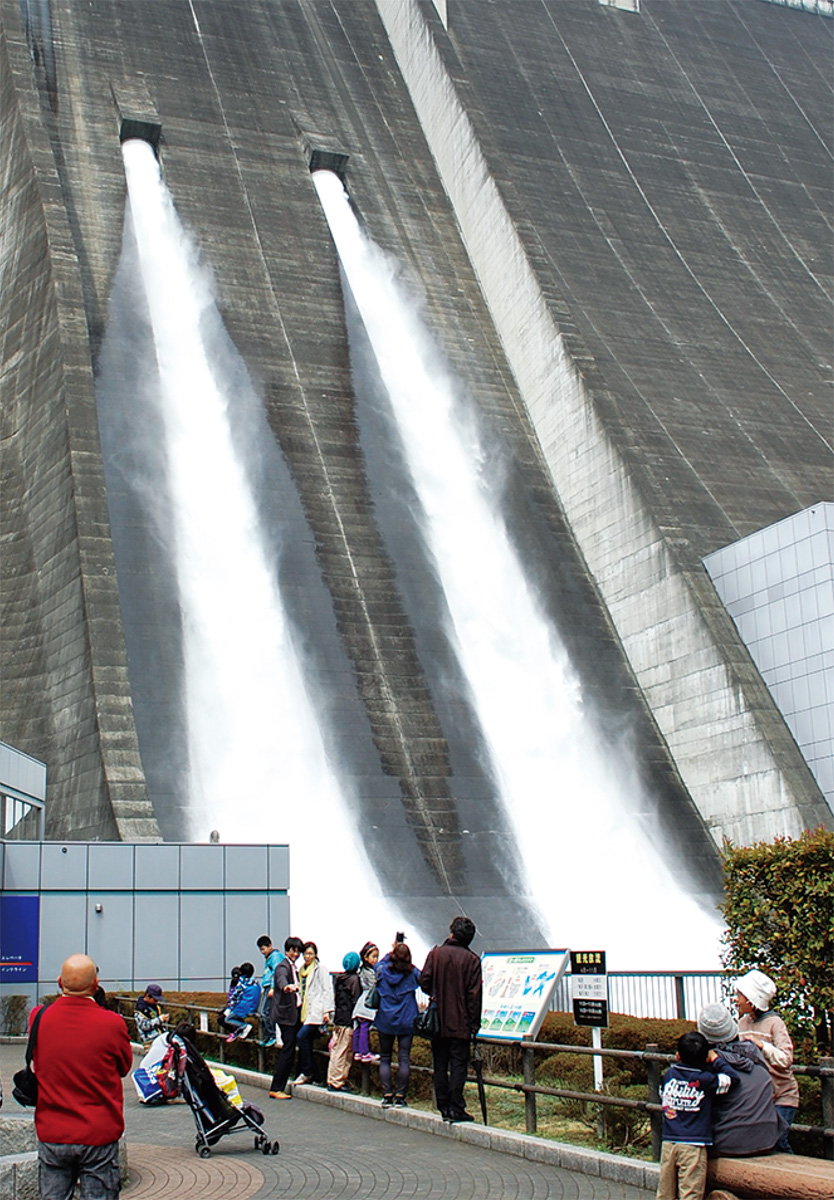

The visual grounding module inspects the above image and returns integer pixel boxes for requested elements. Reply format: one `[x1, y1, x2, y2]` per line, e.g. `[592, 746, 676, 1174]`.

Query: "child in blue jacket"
[220, 962, 261, 1042]
[657, 1031, 740, 1200]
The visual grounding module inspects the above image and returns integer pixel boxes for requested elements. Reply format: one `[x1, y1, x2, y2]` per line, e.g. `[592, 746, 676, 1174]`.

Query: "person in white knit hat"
[736, 969, 799, 1152]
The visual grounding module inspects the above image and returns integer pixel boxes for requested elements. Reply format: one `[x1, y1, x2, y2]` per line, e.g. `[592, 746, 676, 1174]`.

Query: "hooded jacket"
[374, 953, 422, 1036]
[709, 1039, 782, 1156]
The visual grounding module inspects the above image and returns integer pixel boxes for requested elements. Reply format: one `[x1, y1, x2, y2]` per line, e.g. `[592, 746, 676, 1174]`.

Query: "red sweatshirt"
[31, 995, 133, 1145]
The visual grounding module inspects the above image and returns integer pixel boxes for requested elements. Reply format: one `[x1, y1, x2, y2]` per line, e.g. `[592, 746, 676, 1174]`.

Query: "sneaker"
[225, 1033, 237, 1043]
[381, 1094, 395, 1107]
[238, 1023, 253, 1040]
[293, 1073, 311, 1085]
[269, 1091, 292, 1100]
[449, 1110, 475, 1123]
[394, 1095, 408, 1107]
[365, 1053, 380, 1063]
[261, 1037, 277, 1048]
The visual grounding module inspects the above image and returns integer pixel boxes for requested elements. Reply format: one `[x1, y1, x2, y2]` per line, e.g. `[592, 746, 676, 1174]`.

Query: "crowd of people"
[13, 929, 805, 1200]
[260, 915, 483, 1124]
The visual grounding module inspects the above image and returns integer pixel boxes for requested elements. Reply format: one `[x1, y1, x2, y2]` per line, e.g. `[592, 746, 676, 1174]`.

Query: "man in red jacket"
[32, 953, 133, 1199]
[419, 915, 482, 1124]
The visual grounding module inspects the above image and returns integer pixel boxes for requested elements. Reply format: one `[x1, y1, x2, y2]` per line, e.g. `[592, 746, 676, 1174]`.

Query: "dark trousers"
[431, 1036, 470, 1116]
[270, 1014, 301, 1092]
[378, 1031, 414, 1097]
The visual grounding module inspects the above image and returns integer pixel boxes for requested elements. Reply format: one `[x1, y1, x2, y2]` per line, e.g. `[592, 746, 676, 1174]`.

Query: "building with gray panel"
[1, 0, 831, 950]
[0, 839, 289, 1016]
[705, 503, 834, 812]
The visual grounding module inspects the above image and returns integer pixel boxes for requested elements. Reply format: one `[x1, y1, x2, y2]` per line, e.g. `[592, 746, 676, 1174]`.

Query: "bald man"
[30, 953, 132, 1199]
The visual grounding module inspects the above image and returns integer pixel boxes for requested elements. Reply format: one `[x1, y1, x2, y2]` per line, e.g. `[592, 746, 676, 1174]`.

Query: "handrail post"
[674, 974, 686, 1020]
[523, 1044, 537, 1134]
[821, 1057, 834, 1161]
[645, 1043, 662, 1161]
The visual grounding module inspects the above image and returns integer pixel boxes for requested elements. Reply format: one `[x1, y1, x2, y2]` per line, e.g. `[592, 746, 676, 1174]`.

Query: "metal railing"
[474, 1035, 834, 1161]
[550, 971, 728, 1020]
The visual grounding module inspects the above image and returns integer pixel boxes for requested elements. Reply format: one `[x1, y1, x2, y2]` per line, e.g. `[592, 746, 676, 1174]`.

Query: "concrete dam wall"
[1, 0, 830, 953]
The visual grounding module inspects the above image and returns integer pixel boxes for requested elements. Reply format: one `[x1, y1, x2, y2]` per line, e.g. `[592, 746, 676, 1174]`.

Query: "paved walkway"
[1, 1041, 655, 1198]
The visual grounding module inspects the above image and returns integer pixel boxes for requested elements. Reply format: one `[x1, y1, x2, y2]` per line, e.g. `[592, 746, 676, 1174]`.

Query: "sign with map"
[480, 949, 570, 1041]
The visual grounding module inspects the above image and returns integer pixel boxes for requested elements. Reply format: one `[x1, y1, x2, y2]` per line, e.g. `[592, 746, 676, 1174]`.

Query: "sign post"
[570, 951, 608, 1137]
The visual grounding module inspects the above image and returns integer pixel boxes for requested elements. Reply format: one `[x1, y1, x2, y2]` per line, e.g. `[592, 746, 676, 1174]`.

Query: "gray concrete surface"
[1, 0, 830, 942]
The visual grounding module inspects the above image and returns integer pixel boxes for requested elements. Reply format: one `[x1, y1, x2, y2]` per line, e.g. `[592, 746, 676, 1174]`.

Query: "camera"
[395, 930, 405, 943]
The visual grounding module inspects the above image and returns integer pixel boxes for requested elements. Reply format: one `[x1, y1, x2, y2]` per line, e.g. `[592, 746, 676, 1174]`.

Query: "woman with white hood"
[736, 969, 799, 1152]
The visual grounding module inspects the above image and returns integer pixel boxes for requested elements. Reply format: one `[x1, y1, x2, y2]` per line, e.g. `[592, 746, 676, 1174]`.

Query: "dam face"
[1, 0, 831, 956]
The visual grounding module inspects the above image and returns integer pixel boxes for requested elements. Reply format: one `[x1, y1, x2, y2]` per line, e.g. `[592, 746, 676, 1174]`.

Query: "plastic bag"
[210, 1066, 244, 1108]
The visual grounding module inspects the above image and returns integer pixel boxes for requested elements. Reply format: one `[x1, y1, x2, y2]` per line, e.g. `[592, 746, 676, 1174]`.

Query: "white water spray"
[121, 140, 401, 963]
[314, 169, 720, 967]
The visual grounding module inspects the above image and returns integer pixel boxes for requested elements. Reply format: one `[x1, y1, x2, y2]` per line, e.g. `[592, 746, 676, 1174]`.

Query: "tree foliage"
[719, 826, 834, 1056]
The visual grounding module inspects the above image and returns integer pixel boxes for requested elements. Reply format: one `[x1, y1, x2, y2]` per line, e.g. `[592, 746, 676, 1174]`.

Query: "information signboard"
[570, 950, 608, 1028]
[0, 895, 40, 984]
[480, 949, 570, 1041]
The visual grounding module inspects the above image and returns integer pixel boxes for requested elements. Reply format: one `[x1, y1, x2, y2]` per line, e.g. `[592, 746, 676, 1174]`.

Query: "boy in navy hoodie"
[657, 1031, 740, 1200]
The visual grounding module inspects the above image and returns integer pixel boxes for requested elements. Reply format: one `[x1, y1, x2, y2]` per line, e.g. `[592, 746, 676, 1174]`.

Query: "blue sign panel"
[0, 895, 40, 983]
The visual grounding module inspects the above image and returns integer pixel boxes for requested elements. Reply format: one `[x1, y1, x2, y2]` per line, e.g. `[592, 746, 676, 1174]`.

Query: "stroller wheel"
[260, 1138, 271, 1155]
[271, 1140, 280, 1155]
[197, 1144, 211, 1159]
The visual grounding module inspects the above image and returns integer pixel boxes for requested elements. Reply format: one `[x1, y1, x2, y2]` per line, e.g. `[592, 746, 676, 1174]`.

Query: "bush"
[720, 826, 834, 1056]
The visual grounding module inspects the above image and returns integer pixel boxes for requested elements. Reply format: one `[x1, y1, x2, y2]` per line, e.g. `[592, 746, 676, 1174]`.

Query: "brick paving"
[1, 1042, 655, 1198]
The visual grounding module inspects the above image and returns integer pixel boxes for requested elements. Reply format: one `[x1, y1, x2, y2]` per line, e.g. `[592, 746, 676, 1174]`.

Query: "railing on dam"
[550, 970, 728, 1021]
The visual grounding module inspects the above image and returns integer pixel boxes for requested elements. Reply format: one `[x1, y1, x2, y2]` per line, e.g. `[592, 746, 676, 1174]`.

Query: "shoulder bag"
[414, 1000, 440, 1038]
[13, 1004, 47, 1107]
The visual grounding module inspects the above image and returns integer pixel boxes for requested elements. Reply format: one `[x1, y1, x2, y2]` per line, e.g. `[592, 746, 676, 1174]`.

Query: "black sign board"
[570, 950, 608, 1028]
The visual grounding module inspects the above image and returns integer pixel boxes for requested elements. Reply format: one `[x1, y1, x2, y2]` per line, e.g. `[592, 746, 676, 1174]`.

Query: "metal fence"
[551, 971, 728, 1021]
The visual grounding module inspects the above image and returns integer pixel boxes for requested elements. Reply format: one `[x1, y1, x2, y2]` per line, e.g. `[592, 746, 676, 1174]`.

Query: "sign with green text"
[480, 949, 570, 1041]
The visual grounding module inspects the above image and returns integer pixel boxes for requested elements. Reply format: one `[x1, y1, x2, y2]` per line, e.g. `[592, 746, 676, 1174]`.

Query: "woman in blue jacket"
[374, 941, 423, 1107]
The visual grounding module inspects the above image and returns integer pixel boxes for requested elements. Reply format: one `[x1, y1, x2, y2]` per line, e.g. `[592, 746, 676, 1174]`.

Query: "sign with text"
[570, 950, 608, 1028]
[480, 949, 570, 1041]
[0, 895, 40, 983]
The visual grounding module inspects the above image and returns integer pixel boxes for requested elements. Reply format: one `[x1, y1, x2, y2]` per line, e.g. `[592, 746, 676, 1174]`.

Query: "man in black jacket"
[419, 916, 482, 1123]
[268, 937, 304, 1099]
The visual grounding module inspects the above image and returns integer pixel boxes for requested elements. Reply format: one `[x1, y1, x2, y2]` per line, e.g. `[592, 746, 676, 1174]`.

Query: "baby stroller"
[164, 1028, 279, 1159]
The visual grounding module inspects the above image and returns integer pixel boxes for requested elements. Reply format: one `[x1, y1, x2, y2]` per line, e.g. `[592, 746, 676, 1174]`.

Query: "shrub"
[720, 826, 834, 1056]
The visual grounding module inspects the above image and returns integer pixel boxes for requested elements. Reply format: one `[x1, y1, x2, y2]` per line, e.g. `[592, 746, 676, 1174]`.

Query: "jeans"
[377, 1031, 413, 1097]
[296, 1022, 324, 1080]
[258, 989, 276, 1042]
[775, 1104, 796, 1153]
[38, 1139, 121, 1200]
[431, 1036, 471, 1116]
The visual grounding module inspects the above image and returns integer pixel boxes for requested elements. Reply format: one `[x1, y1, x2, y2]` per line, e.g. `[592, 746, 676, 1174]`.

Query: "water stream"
[118, 139, 396, 960]
[313, 169, 720, 967]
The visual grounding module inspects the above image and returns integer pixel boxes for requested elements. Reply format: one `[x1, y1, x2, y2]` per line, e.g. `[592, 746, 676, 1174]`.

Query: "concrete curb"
[0, 1150, 37, 1200]
[222, 1061, 661, 1193]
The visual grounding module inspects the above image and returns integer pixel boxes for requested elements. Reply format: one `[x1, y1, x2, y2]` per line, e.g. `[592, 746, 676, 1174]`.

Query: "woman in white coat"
[294, 941, 334, 1085]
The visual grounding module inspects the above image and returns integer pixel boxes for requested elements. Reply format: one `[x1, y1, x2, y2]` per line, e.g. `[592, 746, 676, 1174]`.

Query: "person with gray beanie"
[696, 1003, 783, 1157]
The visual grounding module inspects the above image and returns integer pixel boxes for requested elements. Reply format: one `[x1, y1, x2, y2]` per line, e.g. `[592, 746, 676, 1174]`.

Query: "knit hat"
[697, 1003, 738, 1044]
[736, 969, 777, 1012]
[343, 951, 361, 972]
[359, 941, 378, 962]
